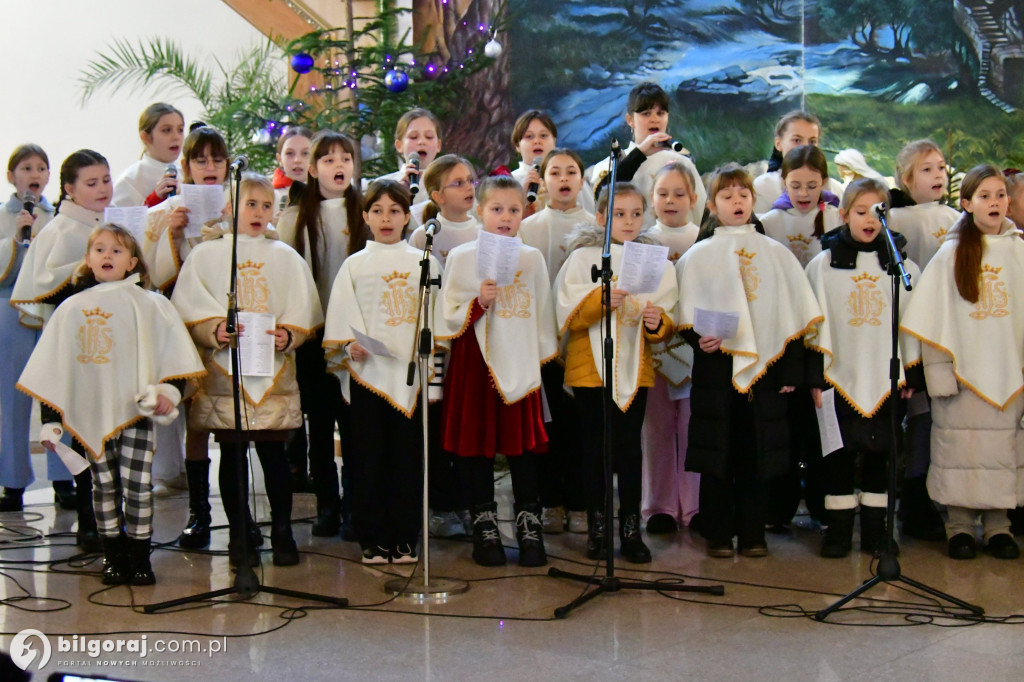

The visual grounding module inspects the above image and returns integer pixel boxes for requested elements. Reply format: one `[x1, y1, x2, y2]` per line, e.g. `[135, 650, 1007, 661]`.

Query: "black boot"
[586, 509, 606, 560]
[860, 503, 896, 556]
[821, 508, 856, 558]
[619, 509, 652, 563]
[74, 470, 101, 553]
[101, 535, 129, 585]
[0, 487, 25, 512]
[470, 502, 506, 566]
[178, 460, 212, 549]
[1010, 507, 1024, 536]
[899, 476, 945, 541]
[52, 480, 77, 510]
[311, 497, 341, 537]
[514, 503, 547, 567]
[271, 520, 299, 566]
[127, 537, 156, 585]
[247, 509, 265, 548]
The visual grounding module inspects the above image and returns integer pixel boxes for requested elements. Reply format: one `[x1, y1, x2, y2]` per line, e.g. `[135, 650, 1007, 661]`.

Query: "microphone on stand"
[423, 218, 442, 237]
[660, 140, 685, 153]
[19, 190, 37, 243]
[165, 165, 178, 197]
[526, 156, 542, 204]
[872, 202, 888, 217]
[229, 156, 249, 173]
[408, 155, 421, 196]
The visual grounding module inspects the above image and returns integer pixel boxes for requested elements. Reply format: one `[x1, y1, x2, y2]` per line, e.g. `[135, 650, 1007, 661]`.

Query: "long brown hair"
[73, 224, 150, 289]
[294, 131, 365, 281]
[954, 164, 1007, 303]
[781, 144, 829, 237]
[362, 178, 412, 246]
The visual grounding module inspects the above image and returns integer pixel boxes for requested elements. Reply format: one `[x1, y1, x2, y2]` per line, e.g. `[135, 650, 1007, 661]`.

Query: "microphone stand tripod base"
[384, 575, 469, 601]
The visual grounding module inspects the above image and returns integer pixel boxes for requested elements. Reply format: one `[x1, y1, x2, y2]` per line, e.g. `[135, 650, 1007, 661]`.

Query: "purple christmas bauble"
[384, 69, 409, 93]
[291, 52, 314, 74]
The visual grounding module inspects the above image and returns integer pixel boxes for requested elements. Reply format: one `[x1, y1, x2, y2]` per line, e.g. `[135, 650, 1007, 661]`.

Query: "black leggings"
[573, 386, 648, 512]
[456, 454, 539, 509]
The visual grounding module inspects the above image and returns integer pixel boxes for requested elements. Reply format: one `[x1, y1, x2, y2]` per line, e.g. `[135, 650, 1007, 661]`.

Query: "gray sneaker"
[567, 510, 588, 534]
[428, 510, 465, 537]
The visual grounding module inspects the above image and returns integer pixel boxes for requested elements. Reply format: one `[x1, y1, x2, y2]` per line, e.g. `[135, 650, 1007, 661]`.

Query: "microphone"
[661, 140, 685, 153]
[872, 202, 887, 216]
[424, 218, 442, 237]
[408, 155, 421, 196]
[20, 190, 37, 243]
[526, 156, 541, 205]
[165, 165, 178, 197]
[229, 156, 249, 173]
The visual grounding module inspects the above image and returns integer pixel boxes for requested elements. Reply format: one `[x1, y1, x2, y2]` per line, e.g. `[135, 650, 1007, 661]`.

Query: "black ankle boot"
[311, 497, 341, 537]
[271, 521, 299, 566]
[821, 508, 856, 558]
[247, 509, 264, 548]
[101, 535, 129, 585]
[227, 527, 260, 567]
[127, 537, 156, 585]
[619, 510, 651, 563]
[0, 487, 25, 512]
[74, 470, 101, 553]
[470, 502, 506, 566]
[178, 460, 212, 549]
[860, 505, 895, 555]
[586, 509, 606, 560]
[52, 480, 77, 510]
[514, 503, 547, 567]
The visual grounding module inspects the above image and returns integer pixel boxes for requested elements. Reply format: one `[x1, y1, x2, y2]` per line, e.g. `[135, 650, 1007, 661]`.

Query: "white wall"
[0, 0, 269, 201]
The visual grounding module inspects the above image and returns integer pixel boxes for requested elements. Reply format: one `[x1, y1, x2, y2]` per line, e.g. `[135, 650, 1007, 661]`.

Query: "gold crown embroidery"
[735, 248, 756, 260]
[77, 306, 113, 364]
[82, 307, 113, 320]
[852, 272, 880, 283]
[237, 260, 264, 271]
[847, 272, 883, 326]
[971, 263, 1009, 320]
[932, 227, 949, 242]
[382, 270, 411, 283]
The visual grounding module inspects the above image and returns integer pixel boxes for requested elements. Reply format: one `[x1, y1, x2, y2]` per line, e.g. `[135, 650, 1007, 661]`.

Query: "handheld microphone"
[229, 156, 249, 173]
[661, 140, 685, 153]
[424, 218, 442, 237]
[165, 165, 178, 197]
[19, 190, 37, 243]
[526, 156, 541, 204]
[872, 202, 887, 217]
[408, 155, 421, 196]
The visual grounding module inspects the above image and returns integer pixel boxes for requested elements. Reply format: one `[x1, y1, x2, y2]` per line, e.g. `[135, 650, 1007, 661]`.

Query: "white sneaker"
[567, 510, 588, 534]
[428, 510, 465, 537]
[361, 545, 390, 564]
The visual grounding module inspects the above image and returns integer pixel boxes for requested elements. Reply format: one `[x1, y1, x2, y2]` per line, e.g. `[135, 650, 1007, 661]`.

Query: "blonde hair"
[652, 161, 696, 196]
[240, 172, 274, 203]
[73, 224, 150, 288]
[475, 175, 524, 206]
[840, 177, 890, 214]
[395, 108, 441, 141]
[596, 182, 646, 216]
[707, 163, 755, 202]
[895, 139, 943, 194]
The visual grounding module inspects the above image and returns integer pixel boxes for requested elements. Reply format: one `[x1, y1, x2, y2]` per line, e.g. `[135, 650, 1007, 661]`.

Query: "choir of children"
[4, 84, 1024, 584]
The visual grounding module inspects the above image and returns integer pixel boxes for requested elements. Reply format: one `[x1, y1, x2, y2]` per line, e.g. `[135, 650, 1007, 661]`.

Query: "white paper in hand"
[476, 230, 521, 286]
[693, 308, 740, 340]
[351, 327, 395, 359]
[104, 206, 149, 245]
[237, 312, 276, 377]
[181, 184, 225, 239]
[618, 241, 669, 294]
[814, 388, 844, 456]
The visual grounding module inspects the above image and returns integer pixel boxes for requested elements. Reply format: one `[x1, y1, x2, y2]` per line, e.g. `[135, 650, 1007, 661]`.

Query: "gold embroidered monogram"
[736, 248, 760, 301]
[76, 307, 114, 364]
[495, 271, 532, 319]
[379, 270, 418, 326]
[970, 264, 1010, 320]
[236, 260, 270, 312]
[846, 272, 884, 327]
[617, 294, 643, 327]
[932, 226, 949, 244]
[787, 234, 814, 266]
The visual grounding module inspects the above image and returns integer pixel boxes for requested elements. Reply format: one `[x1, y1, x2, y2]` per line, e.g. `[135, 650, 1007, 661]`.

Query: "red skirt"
[441, 301, 548, 457]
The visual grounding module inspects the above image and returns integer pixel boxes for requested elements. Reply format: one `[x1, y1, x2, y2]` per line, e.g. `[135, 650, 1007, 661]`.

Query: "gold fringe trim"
[728, 316, 824, 393]
[435, 301, 477, 341]
[0, 247, 16, 283]
[348, 369, 419, 418]
[558, 286, 600, 336]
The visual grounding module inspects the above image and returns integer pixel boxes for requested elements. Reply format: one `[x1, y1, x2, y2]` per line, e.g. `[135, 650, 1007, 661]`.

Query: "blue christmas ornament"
[384, 69, 409, 93]
[291, 52, 314, 74]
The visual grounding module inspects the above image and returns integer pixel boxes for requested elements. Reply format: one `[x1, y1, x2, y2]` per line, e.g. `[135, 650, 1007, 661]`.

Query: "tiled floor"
[2, 448, 1023, 681]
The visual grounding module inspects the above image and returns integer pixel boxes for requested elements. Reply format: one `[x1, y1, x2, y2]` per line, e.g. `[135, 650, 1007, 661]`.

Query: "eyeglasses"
[191, 156, 227, 167]
[443, 178, 478, 190]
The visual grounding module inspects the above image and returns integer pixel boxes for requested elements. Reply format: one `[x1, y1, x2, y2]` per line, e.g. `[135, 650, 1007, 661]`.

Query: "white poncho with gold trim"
[901, 223, 1024, 409]
[805, 249, 921, 417]
[17, 274, 204, 460]
[555, 243, 678, 409]
[435, 239, 558, 404]
[324, 240, 441, 417]
[676, 224, 822, 393]
[170, 234, 323, 406]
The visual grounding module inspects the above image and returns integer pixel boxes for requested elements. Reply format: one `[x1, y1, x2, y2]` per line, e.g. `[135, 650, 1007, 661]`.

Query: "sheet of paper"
[693, 308, 741, 340]
[104, 206, 149, 245]
[352, 326, 396, 359]
[814, 388, 845, 457]
[618, 241, 669, 294]
[181, 184, 226, 239]
[475, 230, 521, 286]
[237, 312, 275, 377]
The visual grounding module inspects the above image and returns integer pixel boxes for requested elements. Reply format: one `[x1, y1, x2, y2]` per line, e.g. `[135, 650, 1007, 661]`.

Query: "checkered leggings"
[91, 420, 156, 539]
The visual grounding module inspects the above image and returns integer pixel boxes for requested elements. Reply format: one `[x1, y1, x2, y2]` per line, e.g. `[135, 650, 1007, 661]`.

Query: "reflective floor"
[1, 447, 1023, 682]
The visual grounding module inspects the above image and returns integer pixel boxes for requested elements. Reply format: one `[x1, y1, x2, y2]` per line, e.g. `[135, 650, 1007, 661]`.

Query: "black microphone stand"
[816, 208, 982, 621]
[386, 227, 468, 598]
[548, 139, 723, 618]
[145, 164, 346, 612]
